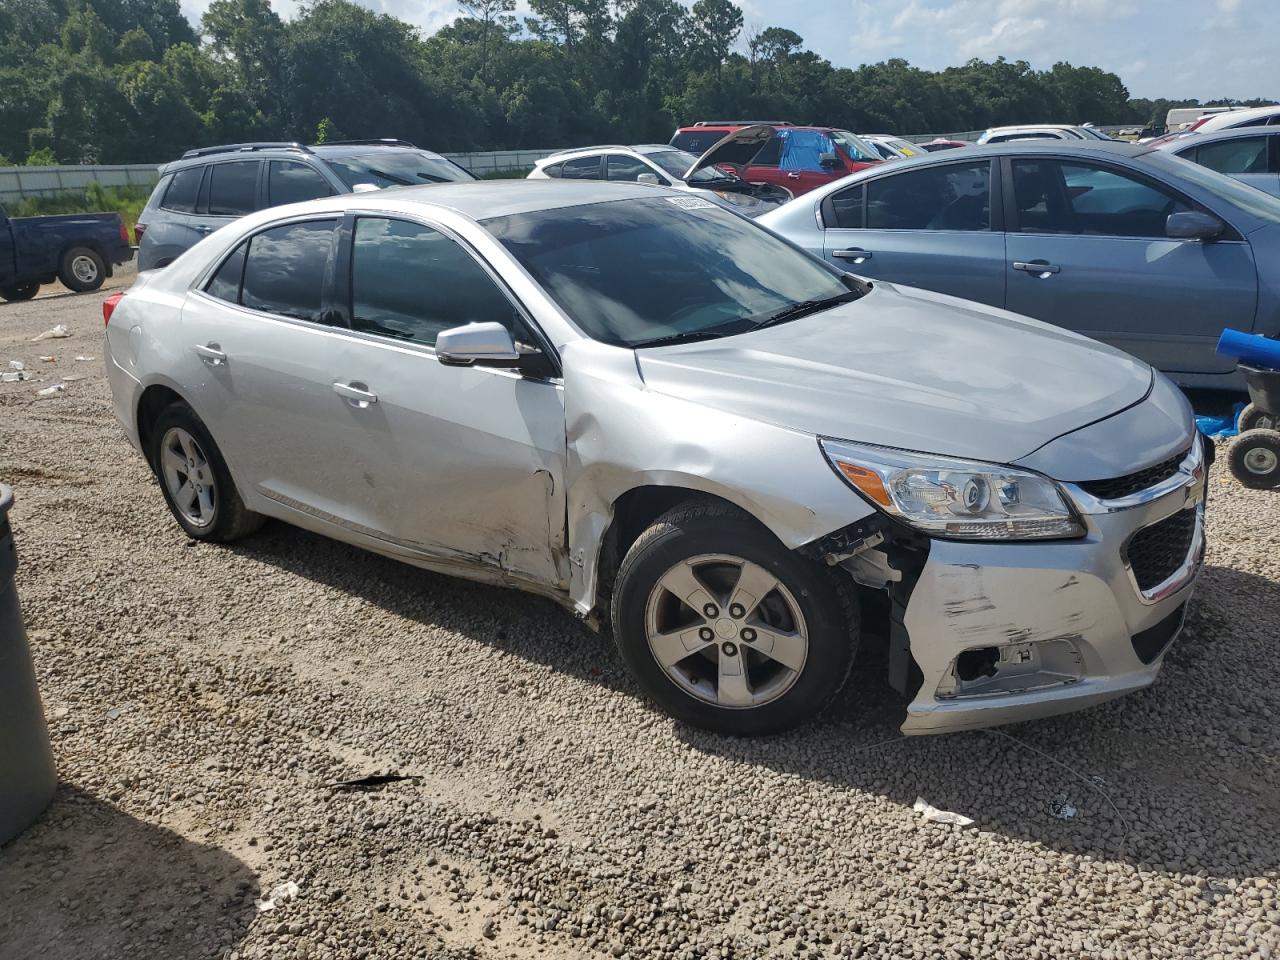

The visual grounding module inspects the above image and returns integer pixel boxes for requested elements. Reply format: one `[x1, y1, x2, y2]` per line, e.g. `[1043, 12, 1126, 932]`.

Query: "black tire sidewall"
[1229, 429, 1280, 489]
[0, 281, 39, 302]
[58, 246, 105, 293]
[612, 510, 857, 735]
[148, 403, 238, 540]
[1238, 403, 1277, 434]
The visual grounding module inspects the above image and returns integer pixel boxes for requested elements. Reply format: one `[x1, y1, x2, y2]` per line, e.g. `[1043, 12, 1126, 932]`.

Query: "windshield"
[831, 130, 879, 163]
[324, 150, 474, 189]
[1148, 152, 1280, 224]
[484, 196, 851, 347]
[646, 148, 731, 184]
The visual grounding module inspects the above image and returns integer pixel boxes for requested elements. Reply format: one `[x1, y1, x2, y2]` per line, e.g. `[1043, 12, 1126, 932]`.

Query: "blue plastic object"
[1217, 328, 1280, 369]
[1196, 402, 1245, 439]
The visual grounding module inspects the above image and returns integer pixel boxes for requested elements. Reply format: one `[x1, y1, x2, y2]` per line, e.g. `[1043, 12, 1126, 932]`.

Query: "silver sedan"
[104, 181, 1205, 735]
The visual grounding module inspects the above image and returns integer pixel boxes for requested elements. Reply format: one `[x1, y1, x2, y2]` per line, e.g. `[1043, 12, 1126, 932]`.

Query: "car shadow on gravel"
[229, 525, 1279, 881]
[0, 784, 260, 960]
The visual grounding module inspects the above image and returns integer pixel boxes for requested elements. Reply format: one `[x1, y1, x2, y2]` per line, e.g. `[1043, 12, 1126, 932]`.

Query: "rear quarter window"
[161, 166, 202, 213]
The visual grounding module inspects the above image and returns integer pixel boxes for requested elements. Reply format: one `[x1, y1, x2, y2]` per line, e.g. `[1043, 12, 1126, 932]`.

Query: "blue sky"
[178, 0, 1279, 100]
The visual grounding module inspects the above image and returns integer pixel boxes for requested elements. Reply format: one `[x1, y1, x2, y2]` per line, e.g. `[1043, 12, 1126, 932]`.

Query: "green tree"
[689, 0, 742, 77]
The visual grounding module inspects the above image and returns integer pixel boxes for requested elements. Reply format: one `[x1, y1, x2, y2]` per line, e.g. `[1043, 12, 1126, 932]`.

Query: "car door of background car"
[818, 160, 1007, 307]
[1186, 135, 1280, 198]
[1003, 157, 1257, 376]
[149, 165, 206, 264]
[326, 213, 568, 588]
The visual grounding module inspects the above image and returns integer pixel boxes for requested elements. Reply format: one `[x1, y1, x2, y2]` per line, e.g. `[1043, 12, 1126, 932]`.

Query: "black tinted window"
[162, 166, 202, 213]
[607, 154, 652, 182]
[268, 161, 331, 205]
[866, 162, 991, 230]
[206, 161, 259, 216]
[542, 162, 563, 178]
[241, 220, 336, 321]
[1195, 137, 1269, 175]
[1012, 160, 1190, 238]
[560, 156, 602, 180]
[206, 241, 247, 303]
[752, 136, 782, 166]
[350, 218, 516, 346]
[826, 184, 863, 229]
[670, 132, 723, 154]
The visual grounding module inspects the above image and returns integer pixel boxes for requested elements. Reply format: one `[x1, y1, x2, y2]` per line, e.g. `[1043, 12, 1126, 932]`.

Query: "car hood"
[635, 282, 1155, 468]
[684, 124, 775, 179]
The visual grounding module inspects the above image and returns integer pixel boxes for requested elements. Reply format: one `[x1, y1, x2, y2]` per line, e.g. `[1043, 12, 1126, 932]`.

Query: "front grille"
[1078, 448, 1188, 501]
[1126, 509, 1197, 593]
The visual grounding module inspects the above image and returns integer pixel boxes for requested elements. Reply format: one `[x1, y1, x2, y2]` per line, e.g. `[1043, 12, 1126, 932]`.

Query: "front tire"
[1228, 429, 1280, 489]
[0, 281, 39, 302]
[148, 402, 265, 541]
[57, 246, 105, 293]
[611, 501, 859, 735]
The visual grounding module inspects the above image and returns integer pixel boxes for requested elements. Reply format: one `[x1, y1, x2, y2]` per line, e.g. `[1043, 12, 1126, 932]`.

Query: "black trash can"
[0, 484, 56, 844]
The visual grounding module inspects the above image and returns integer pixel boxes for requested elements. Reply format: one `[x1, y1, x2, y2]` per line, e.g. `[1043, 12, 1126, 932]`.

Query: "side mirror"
[636, 172, 660, 185]
[1166, 210, 1224, 242]
[436, 322, 522, 367]
[818, 152, 843, 170]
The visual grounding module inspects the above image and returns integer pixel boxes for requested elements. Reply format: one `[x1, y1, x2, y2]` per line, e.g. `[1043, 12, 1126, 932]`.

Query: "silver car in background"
[1157, 126, 1280, 197]
[105, 181, 1205, 736]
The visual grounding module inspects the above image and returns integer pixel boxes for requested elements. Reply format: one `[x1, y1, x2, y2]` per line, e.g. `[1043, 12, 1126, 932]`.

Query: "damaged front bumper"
[892, 441, 1206, 735]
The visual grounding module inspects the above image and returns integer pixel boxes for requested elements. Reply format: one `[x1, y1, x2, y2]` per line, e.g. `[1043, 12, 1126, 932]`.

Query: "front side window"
[1193, 137, 1269, 175]
[205, 161, 259, 216]
[484, 196, 851, 348]
[559, 156, 603, 180]
[323, 150, 474, 189]
[1012, 160, 1190, 238]
[606, 154, 653, 182]
[268, 161, 332, 205]
[831, 130, 879, 163]
[866, 162, 991, 231]
[350, 218, 515, 346]
[240, 220, 336, 321]
[777, 129, 836, 172]
[162, 166, 202, 213]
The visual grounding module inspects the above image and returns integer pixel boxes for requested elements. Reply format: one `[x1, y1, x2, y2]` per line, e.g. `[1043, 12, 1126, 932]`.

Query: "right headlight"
[821, 439, 1085, 541]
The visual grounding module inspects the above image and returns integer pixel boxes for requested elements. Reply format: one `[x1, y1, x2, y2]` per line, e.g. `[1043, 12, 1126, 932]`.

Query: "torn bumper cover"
[897, 441, 1206, 735]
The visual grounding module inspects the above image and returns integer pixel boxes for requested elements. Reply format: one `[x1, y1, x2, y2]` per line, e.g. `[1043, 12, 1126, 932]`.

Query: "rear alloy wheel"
[57, 245, 105, 293]
[612, 501, 859, 735]
[0, 281, 39, 302]
[1229, 429, 1280, 489]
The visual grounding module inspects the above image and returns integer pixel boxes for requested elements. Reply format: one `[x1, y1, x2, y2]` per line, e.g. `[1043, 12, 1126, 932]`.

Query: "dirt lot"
[1, 275, 1278, 960]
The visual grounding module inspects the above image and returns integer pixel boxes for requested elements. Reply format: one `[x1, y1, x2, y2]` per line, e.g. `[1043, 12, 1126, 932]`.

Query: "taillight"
[103, 292, 124, 327]
[133, 222, 145, 246]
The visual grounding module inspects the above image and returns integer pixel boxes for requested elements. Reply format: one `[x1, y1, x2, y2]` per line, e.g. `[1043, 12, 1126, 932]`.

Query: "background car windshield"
[325, 151, 474, 188]
[647, 149, 726, 184]
[484, 197, 848, 347]
[831, 131, 879, 162]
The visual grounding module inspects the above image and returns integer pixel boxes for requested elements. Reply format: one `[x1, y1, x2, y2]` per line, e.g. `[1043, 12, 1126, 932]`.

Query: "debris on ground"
[1049, 793, 1078, 820]
[38, 356, 56, 362]
[1, 370, 30, 382]
[31, 324, 71, 341]
[913, 796, 974, 826]
[8, 360, 23, 370]
[73, 355, 94, 362]
[256, 880, 301, 913]
[35, 383, 65, 397]
[328, 773, 420, 791]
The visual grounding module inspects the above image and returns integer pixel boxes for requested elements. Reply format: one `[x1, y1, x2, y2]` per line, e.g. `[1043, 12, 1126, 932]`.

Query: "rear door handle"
[193, 342, 227, 366]
[333, 381, 378, 407]
[194, 225, 213, 235]
[1013, 260, 1061, 276]
[832, 248, 873, 263]
[786, 172, 802, 180]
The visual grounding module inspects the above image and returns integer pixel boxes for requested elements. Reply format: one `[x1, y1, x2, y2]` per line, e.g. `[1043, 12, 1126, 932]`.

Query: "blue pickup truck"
[0, 205, 134, 302]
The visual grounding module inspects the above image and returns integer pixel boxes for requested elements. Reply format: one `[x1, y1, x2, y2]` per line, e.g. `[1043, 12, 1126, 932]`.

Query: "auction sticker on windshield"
[664, 196, 717, 210]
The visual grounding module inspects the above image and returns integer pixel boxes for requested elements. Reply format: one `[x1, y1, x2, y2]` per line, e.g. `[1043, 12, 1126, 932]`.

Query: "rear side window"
[1194, 137, 1270, 175]
[866, 162, 991, 231]
[559, 156, 603, 180]
[825, 184, 864, 229]
[670, 131, 724, 154]
[240, 220, 336, 321]
[541, 162, 564, 178]
[350, 217, 516, 346]
[752, 136, 782, 166]
[206, 161, 260, 216]
[162, 166, 202, 213]
[206, 241, 248, 303]
[268, 161, 332, 205]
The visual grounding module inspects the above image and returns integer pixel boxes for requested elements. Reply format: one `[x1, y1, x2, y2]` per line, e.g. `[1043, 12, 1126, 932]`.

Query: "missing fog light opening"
[936, 638, 1084, 700]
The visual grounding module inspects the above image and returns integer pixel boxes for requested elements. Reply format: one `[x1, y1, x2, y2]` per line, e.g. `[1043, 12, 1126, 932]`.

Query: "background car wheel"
[1237, 403, 1277, 434]
[0, 281, 39, 302]
[57, 246, 105, 293]
[1228, 429, 1280, 489]
[611, 501, 859, 735]
[148, 402, 265, 541]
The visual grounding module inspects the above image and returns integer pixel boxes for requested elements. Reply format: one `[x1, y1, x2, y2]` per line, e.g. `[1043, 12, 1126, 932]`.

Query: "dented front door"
[327, 333, 568, 588]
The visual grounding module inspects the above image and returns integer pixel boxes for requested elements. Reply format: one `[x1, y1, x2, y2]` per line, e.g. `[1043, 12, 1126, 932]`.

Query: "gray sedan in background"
[105, 181, 1204, 737]
[1158, 126, 1280, 197]
[759, 141, 1280, 387]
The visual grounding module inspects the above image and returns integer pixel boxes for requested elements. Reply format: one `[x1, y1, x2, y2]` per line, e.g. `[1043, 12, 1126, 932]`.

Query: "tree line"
[0, 0, 1273, 165]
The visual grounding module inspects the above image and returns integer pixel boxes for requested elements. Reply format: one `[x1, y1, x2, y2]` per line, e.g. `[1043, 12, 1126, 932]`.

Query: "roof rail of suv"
[181, 142, 314, 159]
[692, 120, 793, 127]
[544, 145, 632, 159]
[314, 139, 420, 148]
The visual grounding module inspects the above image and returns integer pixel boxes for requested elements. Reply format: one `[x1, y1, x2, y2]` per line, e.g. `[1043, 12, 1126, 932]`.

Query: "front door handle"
[1013, 260, 1061, 277]
[832, 248, 873, 263]
[194, 225, 213, 235]
[193, 342, 227, 366]
[786, 172, 802, 180]
[333, 381, 378, 407]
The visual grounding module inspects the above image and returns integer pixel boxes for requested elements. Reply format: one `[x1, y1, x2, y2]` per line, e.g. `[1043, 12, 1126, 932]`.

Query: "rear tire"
[0, 281, 39, 302]
[57, 246, 105, 293]
[148, 402, 265, 541]
[1237, 402, 1277, 434]
[1228, 429, 1280, 489]
[611, 501, 859, 735]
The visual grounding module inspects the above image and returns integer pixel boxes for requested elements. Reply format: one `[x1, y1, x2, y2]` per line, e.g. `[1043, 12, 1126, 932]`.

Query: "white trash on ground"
[36, 383, 65, 398]
[1049, 794, 1078, 820]
[913, 796, 974, 826]
[256, 880, 301, 913]
[31, 324, 71, 341]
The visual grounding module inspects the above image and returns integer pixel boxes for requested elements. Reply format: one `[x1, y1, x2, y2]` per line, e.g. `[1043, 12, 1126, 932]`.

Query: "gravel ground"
[1, 277, 1278, 960]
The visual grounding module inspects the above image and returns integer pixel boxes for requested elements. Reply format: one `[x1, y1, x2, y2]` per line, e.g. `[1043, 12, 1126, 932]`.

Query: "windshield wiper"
[633, 320, 754, 349]
[750, 291, 861, 330]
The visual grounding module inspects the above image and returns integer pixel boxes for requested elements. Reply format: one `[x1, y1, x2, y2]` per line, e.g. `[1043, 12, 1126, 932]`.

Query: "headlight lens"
[821, 439, 1084, 540]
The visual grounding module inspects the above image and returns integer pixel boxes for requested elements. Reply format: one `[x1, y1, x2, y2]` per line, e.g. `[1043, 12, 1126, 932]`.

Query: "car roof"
[674, 124, 839, 134]
[162, 142, 443, 173]
[940, 141, 1153, 160]
[1204, 104, 1280, 125]
[542, 144, 677, 162]
[1164, 125, 1280, 150]
[366, 179, 679, 220]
